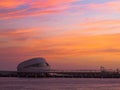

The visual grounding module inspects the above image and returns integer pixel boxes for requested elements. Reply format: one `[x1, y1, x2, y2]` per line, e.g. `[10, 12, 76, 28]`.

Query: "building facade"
[17, 58, 50, 72]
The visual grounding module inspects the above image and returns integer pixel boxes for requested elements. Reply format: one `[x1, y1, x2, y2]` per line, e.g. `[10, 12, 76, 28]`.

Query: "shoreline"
[0, 70, 120, 78]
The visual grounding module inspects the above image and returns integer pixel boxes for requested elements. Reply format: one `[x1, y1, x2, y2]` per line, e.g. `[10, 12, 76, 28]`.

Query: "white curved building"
[17, 57, 50, 72]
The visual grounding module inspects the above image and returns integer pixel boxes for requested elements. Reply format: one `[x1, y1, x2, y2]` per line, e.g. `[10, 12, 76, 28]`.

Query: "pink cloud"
[0, 0, 79, 20]
[0, 0, 77, 19]
[85, 1, 120, 13]
[0, 0, 120, 20]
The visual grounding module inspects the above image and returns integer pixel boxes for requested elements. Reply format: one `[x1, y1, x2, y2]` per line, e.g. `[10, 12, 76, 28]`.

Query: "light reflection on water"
[0, 77, 120, 90]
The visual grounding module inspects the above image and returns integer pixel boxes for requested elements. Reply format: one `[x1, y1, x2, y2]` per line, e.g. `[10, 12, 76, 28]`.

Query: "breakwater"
[0, 70, 120, 78]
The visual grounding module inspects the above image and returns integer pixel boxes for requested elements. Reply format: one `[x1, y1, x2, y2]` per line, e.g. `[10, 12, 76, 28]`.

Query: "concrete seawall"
[0, 70, 120, 78]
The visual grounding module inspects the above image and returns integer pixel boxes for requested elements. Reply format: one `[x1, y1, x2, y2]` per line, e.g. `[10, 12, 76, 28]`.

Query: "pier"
[1, 58, 120, 78]
[0, 70, 120, 78]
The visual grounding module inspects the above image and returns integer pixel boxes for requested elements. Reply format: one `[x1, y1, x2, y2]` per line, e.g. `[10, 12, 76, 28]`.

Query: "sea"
[0, 77, 120, 90]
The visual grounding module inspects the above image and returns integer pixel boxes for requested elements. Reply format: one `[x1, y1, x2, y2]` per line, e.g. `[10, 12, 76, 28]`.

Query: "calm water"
[0, 77, 120, 90]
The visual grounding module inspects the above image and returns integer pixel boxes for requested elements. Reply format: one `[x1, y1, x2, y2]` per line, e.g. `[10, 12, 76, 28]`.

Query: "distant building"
[17, 57, 50, 72]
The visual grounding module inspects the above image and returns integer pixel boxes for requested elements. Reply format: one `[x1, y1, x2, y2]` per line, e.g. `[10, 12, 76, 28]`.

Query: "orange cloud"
[0, 28, 41, 47]
[19, 33, 120, 57]
[31, 0, 78, 8]
[0, 27, 120, 69]
[0, 0, 28, 8]
[75, 19, 120, 35]
[80, 19, 120, 27]
[1, 32, 120, 69]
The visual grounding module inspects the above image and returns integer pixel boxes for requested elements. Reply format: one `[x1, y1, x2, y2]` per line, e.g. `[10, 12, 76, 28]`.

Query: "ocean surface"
[0, 77, 120, 90]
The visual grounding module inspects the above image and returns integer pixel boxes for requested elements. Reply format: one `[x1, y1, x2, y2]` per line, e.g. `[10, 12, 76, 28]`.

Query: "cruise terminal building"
[17, 57, 50, 72]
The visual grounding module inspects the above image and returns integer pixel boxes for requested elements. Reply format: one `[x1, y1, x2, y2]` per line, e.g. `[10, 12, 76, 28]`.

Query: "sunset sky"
[0, 0, 120, 70]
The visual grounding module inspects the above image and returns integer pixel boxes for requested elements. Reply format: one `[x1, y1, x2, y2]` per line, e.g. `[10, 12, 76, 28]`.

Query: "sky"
[0, 0, 120, 70]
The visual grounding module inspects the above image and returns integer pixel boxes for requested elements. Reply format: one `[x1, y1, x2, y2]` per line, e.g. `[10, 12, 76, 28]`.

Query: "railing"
[49, 69, 101, 73]
[0, 69, 119, 73]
